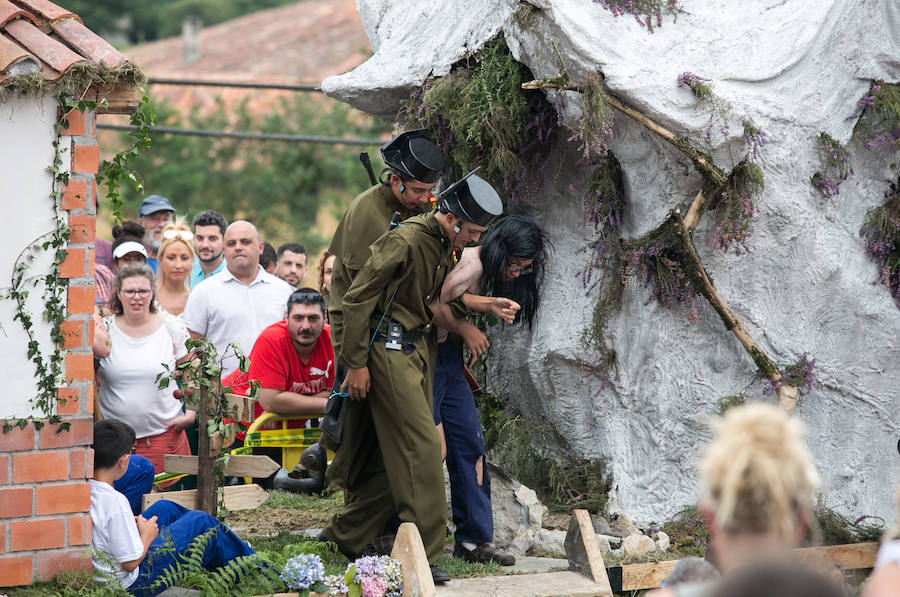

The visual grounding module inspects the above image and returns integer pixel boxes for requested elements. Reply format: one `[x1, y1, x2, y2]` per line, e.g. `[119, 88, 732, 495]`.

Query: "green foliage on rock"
[399, 34, 559, 202]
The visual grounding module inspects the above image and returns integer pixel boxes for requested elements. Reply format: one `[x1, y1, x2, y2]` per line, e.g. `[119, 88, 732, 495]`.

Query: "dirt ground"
[224, 489, 344, 536]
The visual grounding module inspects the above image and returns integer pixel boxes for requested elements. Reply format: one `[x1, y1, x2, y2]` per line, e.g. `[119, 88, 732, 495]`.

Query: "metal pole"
[148, 78, 322, 93]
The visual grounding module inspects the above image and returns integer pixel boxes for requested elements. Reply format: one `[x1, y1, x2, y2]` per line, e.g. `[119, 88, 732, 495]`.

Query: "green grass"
[435, 555, 509, 578]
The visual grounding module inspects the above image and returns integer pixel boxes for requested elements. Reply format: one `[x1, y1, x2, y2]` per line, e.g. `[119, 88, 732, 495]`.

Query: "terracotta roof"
[0, 0, 130, 86]
[124, 0, 370, 117]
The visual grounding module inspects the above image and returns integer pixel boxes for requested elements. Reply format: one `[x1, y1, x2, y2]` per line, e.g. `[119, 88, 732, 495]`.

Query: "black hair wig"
[479, 215, 550, 328]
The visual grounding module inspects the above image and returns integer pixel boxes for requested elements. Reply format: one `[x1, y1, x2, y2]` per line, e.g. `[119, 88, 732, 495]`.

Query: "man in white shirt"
[183, 220, 293, 377]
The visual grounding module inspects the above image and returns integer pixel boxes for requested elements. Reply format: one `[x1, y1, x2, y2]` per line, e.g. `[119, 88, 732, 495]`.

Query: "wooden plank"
[619, 559, 678, 592]
[142, 483, 268, 512]
[614, 541, 880, 591]
[564, 509, 613, 595]
[164, 454, 280, 478]
[391, 522, 436, 597]
[224, 393, 255, 422]
[793, 542, 879, 569]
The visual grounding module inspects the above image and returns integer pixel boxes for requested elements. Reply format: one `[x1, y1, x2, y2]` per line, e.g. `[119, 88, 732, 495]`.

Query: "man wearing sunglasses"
[321, 170, 503, 584]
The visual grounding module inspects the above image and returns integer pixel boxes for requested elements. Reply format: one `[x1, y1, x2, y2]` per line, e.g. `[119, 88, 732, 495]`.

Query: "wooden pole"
[196, 380, 217, 516]
[671, 211, 796, 413]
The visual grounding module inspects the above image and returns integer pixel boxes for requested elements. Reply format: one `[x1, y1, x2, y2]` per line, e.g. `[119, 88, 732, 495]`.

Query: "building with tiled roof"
[0, 0, 142, 110]
[124, 0, 369, 117]
[1, 0, 143, 587]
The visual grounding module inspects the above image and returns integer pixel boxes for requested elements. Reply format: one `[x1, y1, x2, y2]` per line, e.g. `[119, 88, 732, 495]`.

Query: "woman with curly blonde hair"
[155, 221, 195, 316]
[651, 403, 822, 597]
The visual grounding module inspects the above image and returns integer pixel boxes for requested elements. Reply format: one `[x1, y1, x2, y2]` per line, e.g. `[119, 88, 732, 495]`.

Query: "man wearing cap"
[137, 194, 176, 274]
[328, 129, 446, 359]
[321, 170, 503, 584]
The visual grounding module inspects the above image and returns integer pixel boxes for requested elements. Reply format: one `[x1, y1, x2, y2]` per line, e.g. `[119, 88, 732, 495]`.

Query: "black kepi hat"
[380, 129, 445, 183]
[439, 167, 503, 227]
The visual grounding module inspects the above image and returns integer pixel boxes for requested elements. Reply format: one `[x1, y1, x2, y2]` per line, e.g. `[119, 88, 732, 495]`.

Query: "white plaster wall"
[324, 0, 900, 525]
[0, 94, 65, 419]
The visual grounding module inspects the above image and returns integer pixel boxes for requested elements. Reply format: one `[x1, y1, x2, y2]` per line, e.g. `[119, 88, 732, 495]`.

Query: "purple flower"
[677, 72, 710, 90]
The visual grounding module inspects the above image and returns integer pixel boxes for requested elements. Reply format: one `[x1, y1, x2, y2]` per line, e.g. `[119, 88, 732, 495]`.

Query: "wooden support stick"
[670, 211, 796, 413]
[682, 188, 709, 232]
[521, 76, 724, 186]
[196, 382, 216, 516]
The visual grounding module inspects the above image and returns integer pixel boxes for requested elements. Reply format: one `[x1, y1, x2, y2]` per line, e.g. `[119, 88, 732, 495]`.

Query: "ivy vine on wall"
[0, 79, 155, 432]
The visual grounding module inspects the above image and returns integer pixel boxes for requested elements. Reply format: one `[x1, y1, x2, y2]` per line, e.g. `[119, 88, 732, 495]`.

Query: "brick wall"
[0, 106, 99, 587]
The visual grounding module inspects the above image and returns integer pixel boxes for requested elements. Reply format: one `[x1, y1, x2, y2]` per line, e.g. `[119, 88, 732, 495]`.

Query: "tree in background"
[106, 94, 391, 252]
[63, 0, 300, 44]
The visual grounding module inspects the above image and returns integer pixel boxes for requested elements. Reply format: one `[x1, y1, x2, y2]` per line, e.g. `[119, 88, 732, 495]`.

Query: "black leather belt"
[372, 324, 424, 353]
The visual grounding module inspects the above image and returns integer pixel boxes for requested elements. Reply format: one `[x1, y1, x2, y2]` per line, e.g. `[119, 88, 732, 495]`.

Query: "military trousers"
[323, 338, 447, 562]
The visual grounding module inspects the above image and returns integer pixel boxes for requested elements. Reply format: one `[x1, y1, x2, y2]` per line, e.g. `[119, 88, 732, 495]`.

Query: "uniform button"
[424, 324, 431, 331]
[426, 295, 431, 300]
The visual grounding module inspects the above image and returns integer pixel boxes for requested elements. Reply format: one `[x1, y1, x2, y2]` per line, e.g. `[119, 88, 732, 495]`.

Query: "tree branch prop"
[522, 76, 725, 187]
[671, 210, 797, 413]
[525, 74, 796, 413]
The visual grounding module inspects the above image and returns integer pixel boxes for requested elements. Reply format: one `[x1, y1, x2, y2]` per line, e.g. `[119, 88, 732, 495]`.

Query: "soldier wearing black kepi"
[321, 169, 503, 584]
[327, 129, 445, 361]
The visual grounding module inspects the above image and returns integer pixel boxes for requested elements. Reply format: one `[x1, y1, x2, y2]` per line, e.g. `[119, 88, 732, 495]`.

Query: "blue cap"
[138, 195, 175, 216]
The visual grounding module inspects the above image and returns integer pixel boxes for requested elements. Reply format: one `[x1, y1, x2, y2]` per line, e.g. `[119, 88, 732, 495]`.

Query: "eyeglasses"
[506, 262, 533, 275]
[120, 289, 152, 298]
[130, 446, 137, 454]
[162, 229, 194, 242]
[289, 291, 324, 304]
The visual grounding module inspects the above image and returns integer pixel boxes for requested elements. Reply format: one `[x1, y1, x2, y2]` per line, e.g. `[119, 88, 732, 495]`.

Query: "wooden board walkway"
[605, 541, 880, 592]
[435, 571, 612, 597]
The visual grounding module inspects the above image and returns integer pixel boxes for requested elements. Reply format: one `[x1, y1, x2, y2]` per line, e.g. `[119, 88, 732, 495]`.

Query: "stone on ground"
[622, 533, 657, 557]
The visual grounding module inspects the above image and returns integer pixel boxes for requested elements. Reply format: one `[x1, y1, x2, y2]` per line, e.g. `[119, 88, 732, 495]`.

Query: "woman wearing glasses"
[432, 214, 549, 566]
[155, 223, 196, 317]
[93, 264, 194, 488]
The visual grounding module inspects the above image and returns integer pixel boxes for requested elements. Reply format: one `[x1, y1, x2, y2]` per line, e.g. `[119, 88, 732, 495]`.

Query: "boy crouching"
[90, 419, 255, 596]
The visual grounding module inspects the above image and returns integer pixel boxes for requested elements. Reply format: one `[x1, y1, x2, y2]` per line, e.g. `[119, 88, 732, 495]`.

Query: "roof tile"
[11, 0, 77, 24]
[5, 17, 86, 75]
[0, 0, 40, 28]
[0, 32, 39, 75]
[52, 18, 127, 69]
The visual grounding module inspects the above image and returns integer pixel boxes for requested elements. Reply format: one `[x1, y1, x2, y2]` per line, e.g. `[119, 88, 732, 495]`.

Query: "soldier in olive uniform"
[321, 171, 503, 583]
[328, 129, 445, 359]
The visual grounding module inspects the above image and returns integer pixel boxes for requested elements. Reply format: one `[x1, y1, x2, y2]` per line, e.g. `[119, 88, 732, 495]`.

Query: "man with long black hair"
[434, 214, 550, 566]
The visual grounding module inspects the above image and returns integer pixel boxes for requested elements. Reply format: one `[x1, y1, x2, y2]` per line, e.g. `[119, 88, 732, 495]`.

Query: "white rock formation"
[489, 464, 547, 554]
[323, 0, 900, 525]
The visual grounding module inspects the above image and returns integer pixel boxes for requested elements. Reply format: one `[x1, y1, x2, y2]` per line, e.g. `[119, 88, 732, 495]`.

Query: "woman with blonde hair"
[651, 403, 822, 597]
[155, 221, 195, 316]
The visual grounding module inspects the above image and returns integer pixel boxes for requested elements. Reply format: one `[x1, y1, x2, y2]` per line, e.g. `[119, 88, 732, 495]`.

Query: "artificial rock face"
[323, 0, 900, 524]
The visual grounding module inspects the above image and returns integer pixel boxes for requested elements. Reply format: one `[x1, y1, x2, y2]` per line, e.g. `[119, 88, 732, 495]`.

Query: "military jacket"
[328, 184, 416, 307]
[340, 210, 454, 368]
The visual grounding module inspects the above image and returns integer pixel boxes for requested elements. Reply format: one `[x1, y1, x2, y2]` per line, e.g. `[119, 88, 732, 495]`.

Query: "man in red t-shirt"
[224, 288, 333, 451]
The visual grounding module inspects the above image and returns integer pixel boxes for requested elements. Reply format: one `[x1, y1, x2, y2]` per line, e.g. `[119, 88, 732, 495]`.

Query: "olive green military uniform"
[322, 210, 454, 563]
[328, 183, 418, 358]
